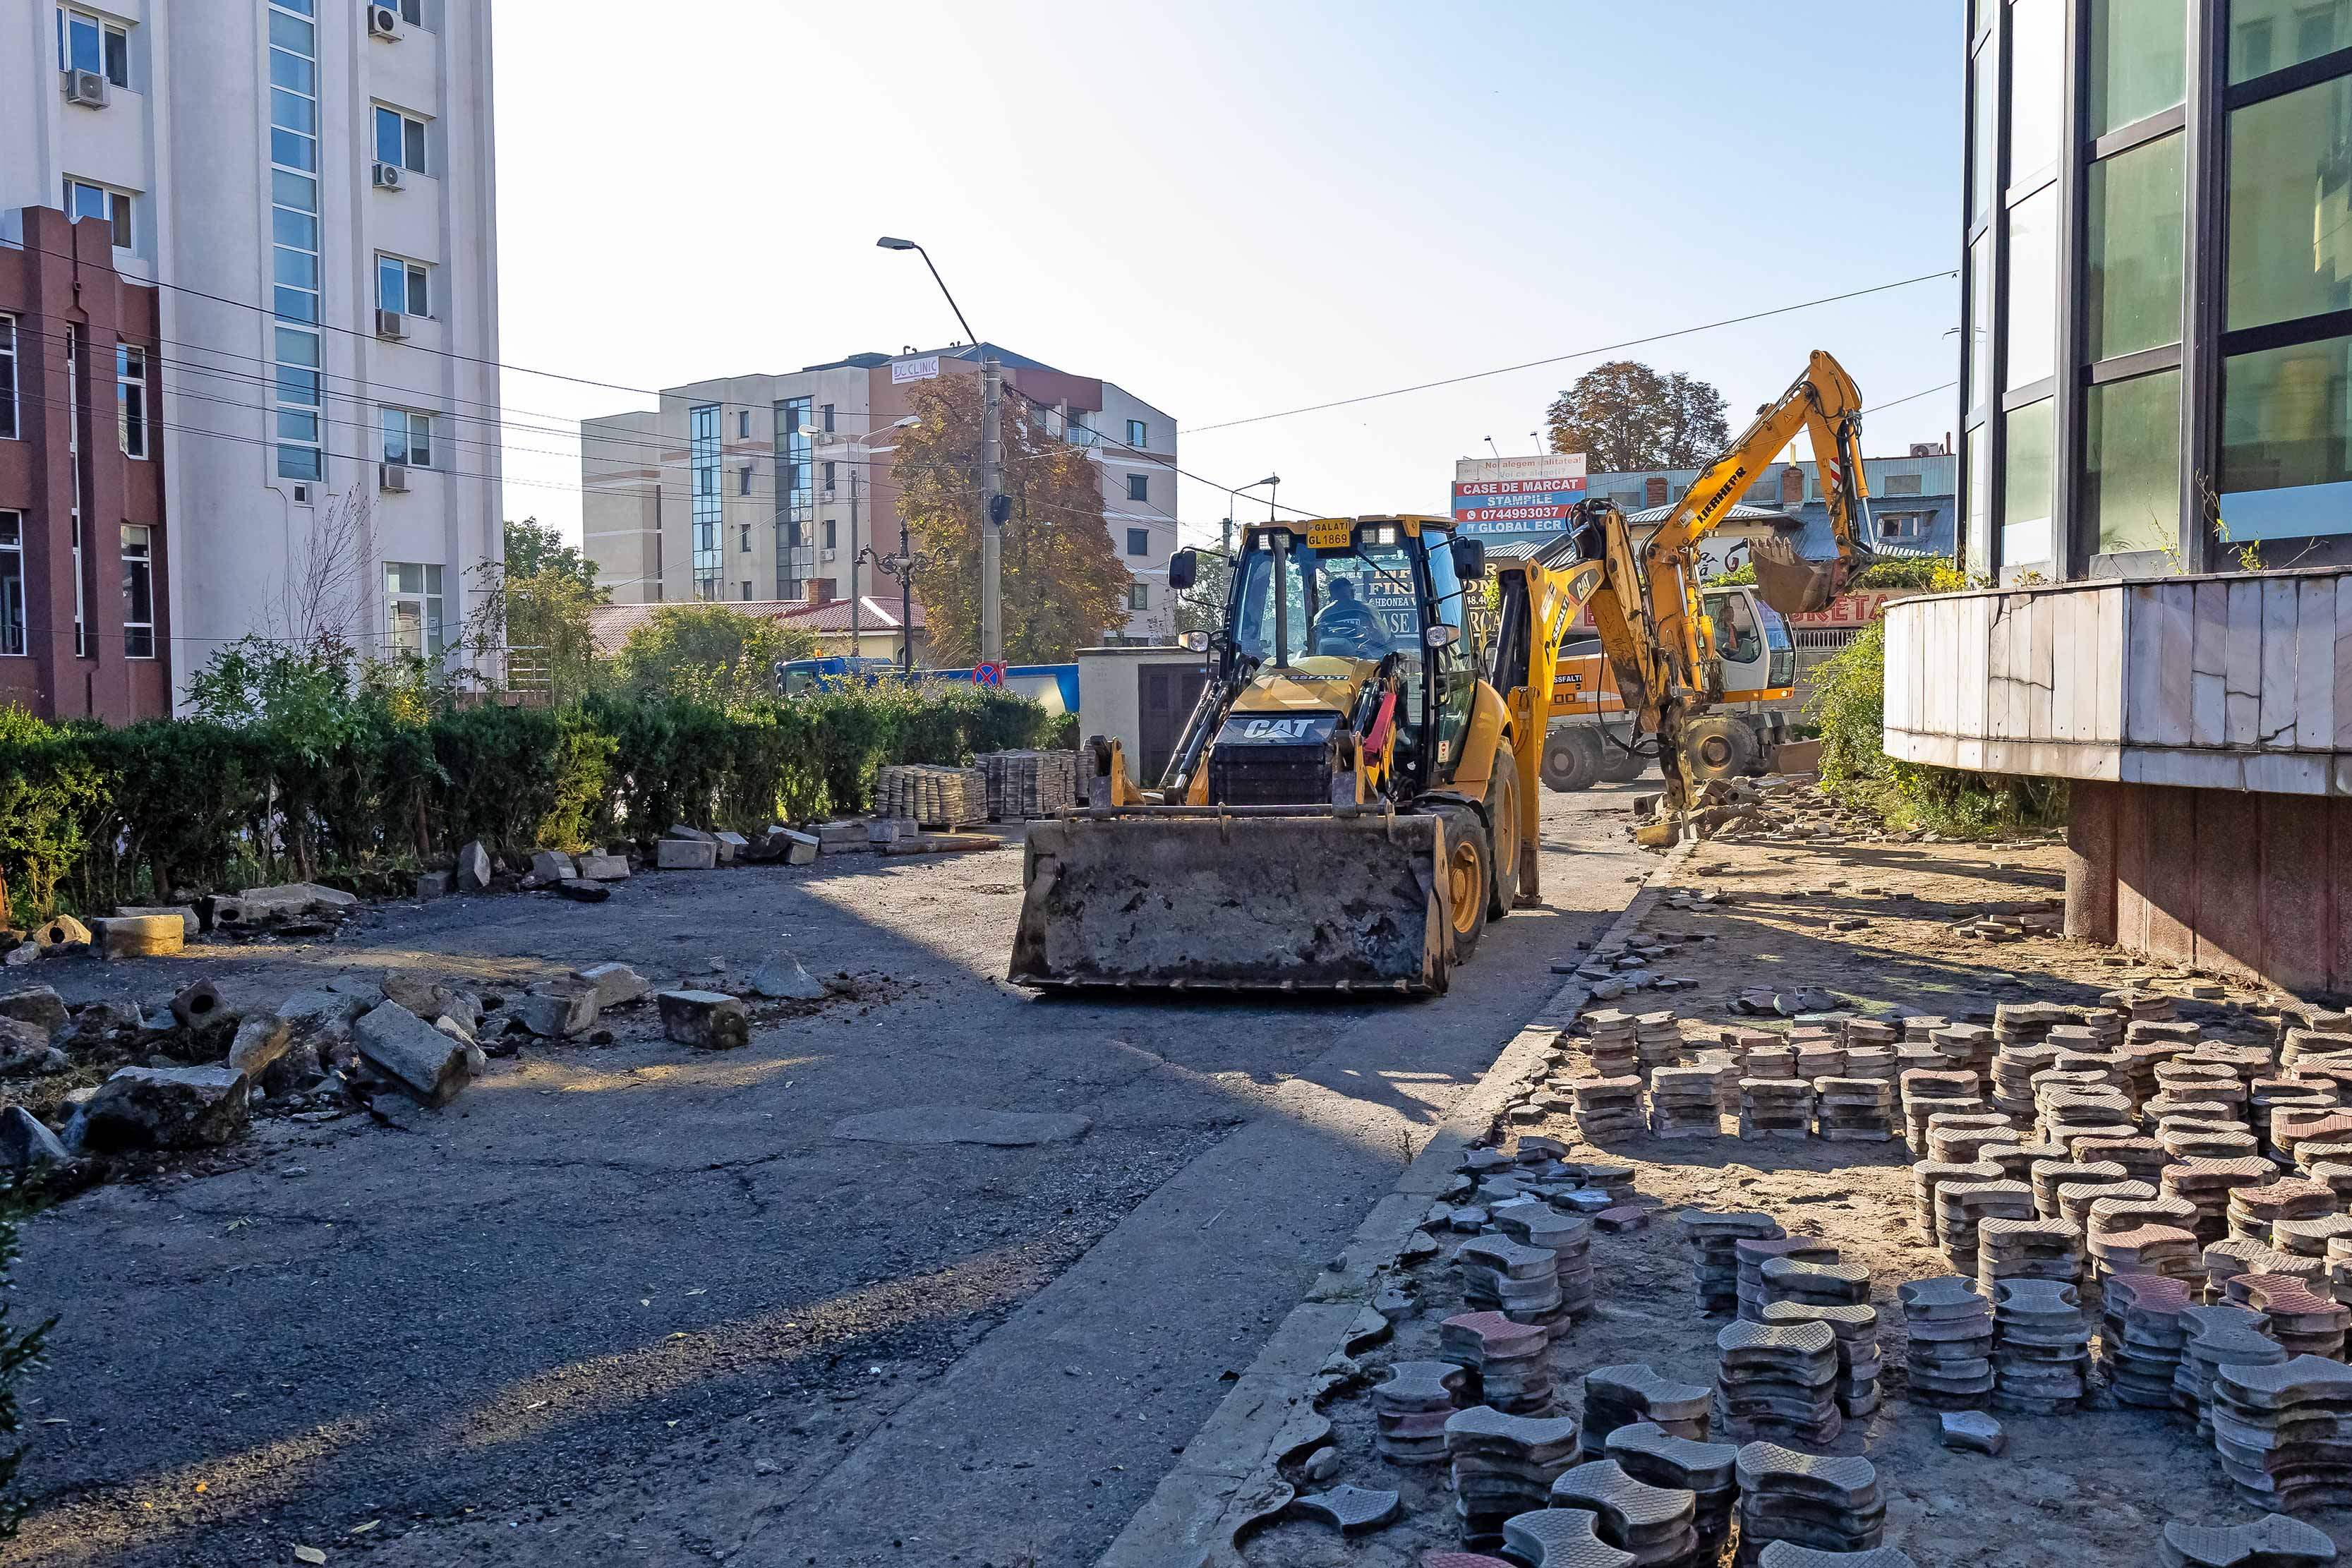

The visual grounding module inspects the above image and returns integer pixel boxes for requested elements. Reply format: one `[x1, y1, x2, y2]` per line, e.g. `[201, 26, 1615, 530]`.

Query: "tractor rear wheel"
[1435, 805, 1490, 964]
[1684, 716, 1763, 784]
[1485, 743, 1521, 921]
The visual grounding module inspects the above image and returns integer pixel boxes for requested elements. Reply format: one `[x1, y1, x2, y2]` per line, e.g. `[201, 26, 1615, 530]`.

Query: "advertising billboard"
[1451, 453, 1587, 542]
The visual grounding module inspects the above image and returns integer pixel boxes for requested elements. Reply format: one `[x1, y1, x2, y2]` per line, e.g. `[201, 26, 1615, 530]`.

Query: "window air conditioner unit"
[61, 69, 108, 108]
[368, 5, 401, 38]
[821, 548, 837, 562]
[376, 308, 408, 340]
[379, 462, 410, 493]
[373, 162, 404, 190]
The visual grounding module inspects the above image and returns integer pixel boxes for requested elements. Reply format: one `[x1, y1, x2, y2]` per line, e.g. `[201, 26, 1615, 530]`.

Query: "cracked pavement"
[8, 781, 1654, 1566]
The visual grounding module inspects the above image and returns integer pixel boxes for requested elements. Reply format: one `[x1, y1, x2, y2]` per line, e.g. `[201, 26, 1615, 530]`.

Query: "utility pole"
[980, 353, 1003, 663]
[848, 466, 862, 656]
[898, 514, 915, 676]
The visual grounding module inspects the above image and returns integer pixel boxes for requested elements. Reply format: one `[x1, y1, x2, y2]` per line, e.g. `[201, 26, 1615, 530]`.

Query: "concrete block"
[664, 824, 717, 843]
[457, 839, 494, 891]
[779, 828, 820, 865]
[114, 905, 200, 939]
[92, 915, 186, 960]
[575, 852, 630, 881]
[355, 1001, 472, 1106]
[226, 1013, 292, 1078]
[656, 839, 718, 871]
[553, 878, 610, 903]
[30, 915, 90, 951]
[78, 1064, 251, 1151]
[656, 989, 748, 1050]
[414, 870, 454, 901]
[529, 849, 578, 883]
[749, 951, 828, 1001]
[713, 831, 748, 865]
[0, 1105, 68, 1173]
[572, 962, 650, 1009]
[0, 985, 68, 1037]
[514, 984, 600, 1039]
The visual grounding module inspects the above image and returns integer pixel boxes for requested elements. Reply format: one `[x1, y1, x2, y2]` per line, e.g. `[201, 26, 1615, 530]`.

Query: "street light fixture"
[1221, 474, 1281, 559]
[876, 236, 977, 347]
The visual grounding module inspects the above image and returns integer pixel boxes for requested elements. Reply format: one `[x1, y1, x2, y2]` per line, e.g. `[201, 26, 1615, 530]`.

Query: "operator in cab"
[1312, 575, 1392, 659]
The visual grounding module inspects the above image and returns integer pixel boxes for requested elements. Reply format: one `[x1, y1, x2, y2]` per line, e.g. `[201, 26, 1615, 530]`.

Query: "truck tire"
[1485, 742, 1520, 921]
[1684, 716, 1761, 784]
[1540, 727, 1597, 792]
[1598, 730, 1646, 783]
[1435, 804, 1490, 964]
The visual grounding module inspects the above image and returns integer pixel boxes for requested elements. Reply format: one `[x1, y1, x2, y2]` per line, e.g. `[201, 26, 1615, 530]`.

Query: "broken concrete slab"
[747, 827, 820, 865]
[226, 1013, 293, 1078]
[30, 915, 90, 951]
[656, 989, 748, 1050]
[458, 839, 493, 891]
[749, 950, 827, 1001]
[574, 852, 630, 881]
[553, 878, 611, 903]
[1938, 1409, 2005, 1455]
[0, 1018, 61, 1076]
[210, 882, 358, 927]
[830, 1106, 1093, 1147]
[0, 1104, 68, 1174]
[113, 905, 199, 939]
[354, 1001, 471, 1107]
[572, 963, 649, 1010]
[713, 831, 749, 865]
[665, 824, 718, 843]
[514, 984, 599, 1039]
[92, 914, 186, 960]
[78, 1064, 251, 1150]
[529, 849, 579, 883]
[0, 985, 68, 1037]
[656, 839, 718, 871]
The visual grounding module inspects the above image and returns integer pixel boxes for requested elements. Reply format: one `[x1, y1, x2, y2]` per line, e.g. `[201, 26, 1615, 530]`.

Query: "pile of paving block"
[872, 765, 989, 829]
[973, 749, 1080, 820]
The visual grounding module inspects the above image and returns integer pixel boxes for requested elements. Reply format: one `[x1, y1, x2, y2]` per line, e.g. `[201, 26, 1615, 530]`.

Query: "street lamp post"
[878, 236, 1003, 662]
[1225, 474, 1280, 559]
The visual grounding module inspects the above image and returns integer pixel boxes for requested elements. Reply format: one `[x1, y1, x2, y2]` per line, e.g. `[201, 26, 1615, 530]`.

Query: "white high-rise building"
[1, 0, 503, 696]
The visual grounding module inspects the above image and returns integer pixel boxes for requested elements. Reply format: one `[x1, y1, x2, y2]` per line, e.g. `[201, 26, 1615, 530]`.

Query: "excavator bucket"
[1008, 808, 1453, 994]
[1749, 535, 1850, 617]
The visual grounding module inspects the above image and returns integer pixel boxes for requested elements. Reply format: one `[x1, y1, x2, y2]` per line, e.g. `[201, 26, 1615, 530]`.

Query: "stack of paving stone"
[1457, 1233, 1567, 1327]
[2327, 1235, 2352, 1308]
[1649, 1067, 1725, 1140]
[1492, 1200, 1596, 1322]
[1689, 1049, 1744, 1118]
[1573, 1077, 1647, 1142]
[1444, 1405, 1581, 1547]
[1744, 1040, 1799, 1086]
[1841, 1044, 1899, 1086]
[2085, 1215, 2203, 1293]
[2159, 1514, 2340, 1567]
[1904, 1015, 1951, 1043]
[2205, 1238, 2327, 1300]
[1633, 1011, 1684, 1080]
[1975, 1216, 2084, 1301]
[1679, 1210, 1783, 1316]
[2176, 1306, 2286, 1433]
[1898, 1274, 1995, 1408]
[1741, 1078, 1814, 1141]
[1584, 1011, 1640, 1079]
[2163, 1120, 2264, 1162]
[2224, 1275, 2352, 1359]
[1900, 1070, 1985, 1152]
[1995, 1001, 2070, 1049]
[2255, 1080, 2340, 1156]
[2099, 1272, 2195, 1408]
[1499, 1511, 1639, 1568]
[2166, 1157, 2281, 1242]
[873, 764, 988, 828]
[2073, 1131, 2172, 1185]
[1989, 1277, 2092, 1413]
[1931, 1023, 1996, 1078]
[1548, 1459, 1701, 1567]
[1606, 1421, 1739, 1553]
[1926, 1114, 2016, 1166]
[1714, 1320, 1841, 1444]
[2272, 1212, 2352, 1263]
[1757, 1257, 1869, 1315]
[1440, 1311, 1553, 1417]
[2209, 1355, 2352, 1512]
[1911, 1159, 2002, 1241]
[1735, 1238, 1840, 1322]
[2039, 1087, 2136, 1150]
[1812, 1077, 1896, 1142]
[1583, 1160, 1640, 1203]
[1792, 1032, 1844, 1082]
[2284, 1025, 2352, 1071]
[1371, 1359, 1467, 1463]
[2156, 1059, 2248, 1114]
[1719, 1027, 1777, 1074]
[1936, 1179, 2035, 1271]
[1843, 1015, 1898, 1055]
[1579, 1363, 1711, 1457]
[2274, 1108, 2352, 1170]
[2056, 1176, 2154, 1234]
[1732, 1443, 1883, 1566]
[2110, 989, 2178, 1024]
[1763, 1299, 1883, 1416]
[2030, 1159, 2125, 1218]
[975, 749, 1079, 820]
[1991, 1042, 2063, 1122]
[2197, 1042, 2276, 1087]
[2231, 1178, 2338, 1243]
[1979, 1139, 2056, 1183]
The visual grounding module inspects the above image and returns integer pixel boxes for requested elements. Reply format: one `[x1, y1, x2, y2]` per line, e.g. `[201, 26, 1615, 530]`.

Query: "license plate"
[1306, 519, 1353, 551]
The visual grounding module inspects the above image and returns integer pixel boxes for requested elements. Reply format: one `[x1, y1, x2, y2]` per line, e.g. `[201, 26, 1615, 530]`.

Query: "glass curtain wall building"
[267, 0, 325, 484]
[774, 395, 812, 602]
[690, 403, 721, 601]
[1962, 0, 2352, 577]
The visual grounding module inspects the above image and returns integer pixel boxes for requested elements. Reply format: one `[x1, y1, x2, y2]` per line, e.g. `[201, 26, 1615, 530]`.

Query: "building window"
[373, 106, 427, 174]
[1129, 583, 1150, 612]
[824, 518, 837, 550]
[376, 254, 430, 318]
[740, 582, 752, 601]
[823, 460, 836, 492]
[1126, 474, 1150, 502]
[1970, 34, 1997, 223]
[2229, 0, 2352, 83]
[738, 464, 752, 497]
[399, 0, 424, 23]
[2227, 76, 2352, 332]
[63, 179, 131, 249]
[1, 316, 19, 441]
[120, 524, 155, 658]
[775, 395, 812, 599]
[1964, 427, 1992, 577]
[270, 0, 322, 484]
[116, 345, 147, 458]
[1126, 527, 1150, 556]
[737, 409, 749, 440]
[739, 524, 750, 552]
[1967, 234, 1994, 414]
[2006, 186, 2059, 390]
[822, 404, 835, 433]
[381, 407, 433, 468]
[2086, 369, 2183, 556]
[1877, 513, 1927, 542]
[692, 403, 721, 601]
[1883, 474, 1925, 497]
[386, 562, 445, 656]
[2008, 0, 2063, 188]
[2221, 335, 2352, 538]
[2087, 132, 2185, 361]
[0, 512, 21, 657]
[2003, 398, 2057, 566]
[56, 8, 129, 88]
[1126, 418, 1147, 449]
[1068, 415, 1094, 447]
[2089, 0, 2185, 135]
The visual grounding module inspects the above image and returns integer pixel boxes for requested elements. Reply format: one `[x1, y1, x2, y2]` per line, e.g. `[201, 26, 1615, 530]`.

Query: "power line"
[1178, 270, 1960, 435]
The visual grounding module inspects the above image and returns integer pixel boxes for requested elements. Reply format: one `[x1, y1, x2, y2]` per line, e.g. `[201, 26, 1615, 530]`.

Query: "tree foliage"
[458, 519, 610, 705]
[610, 605, 819, 711]
[1545, 361, 1730, 472]
[892, 375, 1134, 663]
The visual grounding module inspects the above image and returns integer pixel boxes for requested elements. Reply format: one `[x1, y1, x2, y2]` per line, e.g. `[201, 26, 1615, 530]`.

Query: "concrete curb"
[1094, 840, 1697, 1568]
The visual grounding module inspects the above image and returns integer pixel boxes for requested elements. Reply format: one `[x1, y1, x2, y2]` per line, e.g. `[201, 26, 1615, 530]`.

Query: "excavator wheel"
[1598, 730, 1647, 784]
[1683, 716, 1762, 785]
[1434, 804, 1490, 964]
[1540, 728, 1598, 792]
[1485, 742, 1521, 922]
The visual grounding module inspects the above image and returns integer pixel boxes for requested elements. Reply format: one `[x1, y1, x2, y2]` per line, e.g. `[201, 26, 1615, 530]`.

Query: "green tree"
[610, 605, 818, 711]
[461, 519, 610, 704]
[504, 517, 601, 589]
[891, 376, 1134, 663]
[1545, 361, 1730, 472]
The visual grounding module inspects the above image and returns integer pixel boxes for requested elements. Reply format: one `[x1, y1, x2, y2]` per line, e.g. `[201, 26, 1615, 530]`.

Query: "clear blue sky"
[496, 1, 1965, 545]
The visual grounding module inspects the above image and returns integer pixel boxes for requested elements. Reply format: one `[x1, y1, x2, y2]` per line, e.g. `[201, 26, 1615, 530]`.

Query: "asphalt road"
[8, 779, 1656, 1567]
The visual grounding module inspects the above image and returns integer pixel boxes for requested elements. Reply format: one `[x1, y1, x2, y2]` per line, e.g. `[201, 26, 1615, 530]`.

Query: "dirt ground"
[1242, 812, 2339, 1568]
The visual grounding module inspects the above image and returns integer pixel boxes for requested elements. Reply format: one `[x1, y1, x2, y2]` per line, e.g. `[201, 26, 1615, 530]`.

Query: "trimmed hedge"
[0, 684, 1051, 925]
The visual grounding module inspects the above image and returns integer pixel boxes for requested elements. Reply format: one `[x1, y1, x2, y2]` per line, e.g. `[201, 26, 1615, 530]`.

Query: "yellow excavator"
[1006, 350, 1876, 994]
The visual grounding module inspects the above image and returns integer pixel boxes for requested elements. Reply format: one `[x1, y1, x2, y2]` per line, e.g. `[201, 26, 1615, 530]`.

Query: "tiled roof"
[588, 595, 924, 653]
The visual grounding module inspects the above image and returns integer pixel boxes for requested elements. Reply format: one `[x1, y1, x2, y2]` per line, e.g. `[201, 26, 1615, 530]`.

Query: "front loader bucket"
[1750, 534, 1864, 617]
[1009, 808, 1452, 995]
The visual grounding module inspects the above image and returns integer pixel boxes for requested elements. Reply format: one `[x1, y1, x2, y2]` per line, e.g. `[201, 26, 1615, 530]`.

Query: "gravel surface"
[8, 781, 1653, 1567]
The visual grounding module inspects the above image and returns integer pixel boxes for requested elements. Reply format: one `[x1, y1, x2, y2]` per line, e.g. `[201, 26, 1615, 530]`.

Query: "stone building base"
[2067, 780, 2352, 996]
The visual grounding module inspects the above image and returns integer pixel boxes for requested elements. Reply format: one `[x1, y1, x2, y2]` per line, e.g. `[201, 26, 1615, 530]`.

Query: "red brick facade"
[0, 207, 171, 723]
